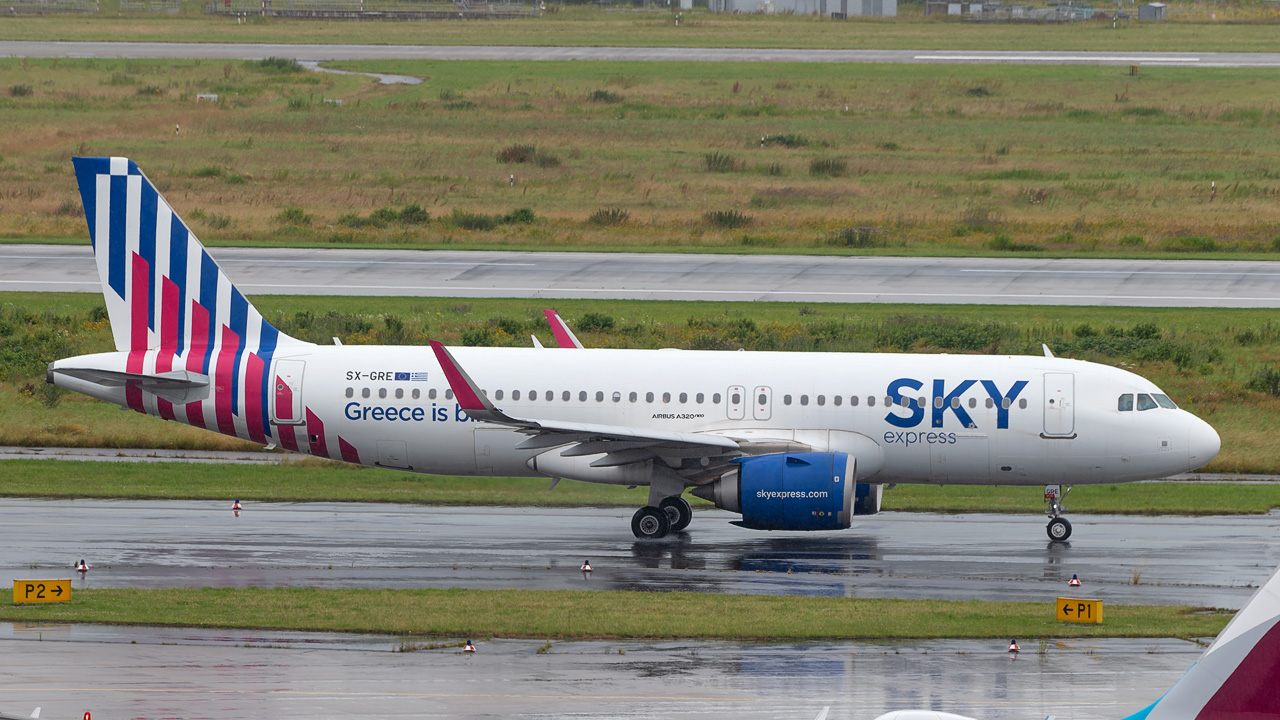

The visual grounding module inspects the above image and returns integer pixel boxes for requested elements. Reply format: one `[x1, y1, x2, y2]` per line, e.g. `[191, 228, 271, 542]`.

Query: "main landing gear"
[1044, 484, 1073, 542]
[631, 496, 692, 539]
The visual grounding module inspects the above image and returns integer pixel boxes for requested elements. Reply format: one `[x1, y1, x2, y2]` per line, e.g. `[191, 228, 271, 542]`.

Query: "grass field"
[0, 587, 1235, 640]
[5, 292, 1280, 475]
[5, 458, 1280, 514]
[5, 57, 1280, 256]
[3, 2, 1280, 50]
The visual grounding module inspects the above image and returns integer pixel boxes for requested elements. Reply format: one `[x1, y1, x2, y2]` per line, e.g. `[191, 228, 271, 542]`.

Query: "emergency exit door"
[271, 359, 305, 425]
[1042, 372, 1075, 437]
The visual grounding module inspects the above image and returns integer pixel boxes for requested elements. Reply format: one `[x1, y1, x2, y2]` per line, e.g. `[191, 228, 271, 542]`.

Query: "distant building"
[1137, 1, 1165, 20]
[709, 0, 895, 17]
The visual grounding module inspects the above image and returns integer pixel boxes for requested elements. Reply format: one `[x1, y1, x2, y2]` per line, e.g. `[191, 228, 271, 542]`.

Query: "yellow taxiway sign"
[12, 579, 71, 604]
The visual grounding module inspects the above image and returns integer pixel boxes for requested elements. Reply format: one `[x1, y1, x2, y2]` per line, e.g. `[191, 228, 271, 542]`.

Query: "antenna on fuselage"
[1042, 344, 1054, 358]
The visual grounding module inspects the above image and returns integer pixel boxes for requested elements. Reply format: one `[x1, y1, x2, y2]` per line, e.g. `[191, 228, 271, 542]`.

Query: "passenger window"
[613, 392, 621, 402]
[759, 393, 768, 405]
[833, 396, 842, 406]
[713, 393, 721, 403]
[495, 390, 504, 400]
[968, 397, 976, 409]
[1154, 393, 1177, 409]
[395, 388, 404, 399]
[696, 393, 704, 403]
[800, 395, 809, 406]
[362, 388, 371, 399]
[596, 391, 604, 402]
[950, 397, 959, 409]
[580, 391, 587, 402]
[985, 398, 993, 409]
[446, 389, 455, 400]
[563, 391, 570, 401]
[345, 387, 353, 398]
[546, 391, 553, 401]
[784, 394, 792, 405]
[663, 392, 672, 403]
[1018, 398, 1027, 409]
[646, 392, 655, 403]
[630, 392, 638, 402]
[1001, 397, 1011, 410]
[1137, 393, 1158, 411]
[513, 390, 521, 400]
[379, 388, 388, 399]
[412, 389, 420, 400]
[731, 392, 740, 404]
[850, 396, 859, 407]
[884, 396, 892, 407]
[429, 388, 438, 400]
[917, 396, 926, 408]
[679, 392, 687, 403]
[868, 396, 876, 407]
[817, 395, 825, 406]
[933, 397, 942, 409]
[1118, 394, 1134, 411]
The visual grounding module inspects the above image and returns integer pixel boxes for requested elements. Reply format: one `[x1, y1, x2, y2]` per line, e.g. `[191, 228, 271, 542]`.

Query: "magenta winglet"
[544, 309, 582, 349]
[429, 340, 487, 411]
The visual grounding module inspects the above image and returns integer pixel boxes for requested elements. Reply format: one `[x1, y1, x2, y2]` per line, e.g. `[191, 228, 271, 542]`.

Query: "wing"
[429, 341, 740, 474]
[544, 309, 584, 349]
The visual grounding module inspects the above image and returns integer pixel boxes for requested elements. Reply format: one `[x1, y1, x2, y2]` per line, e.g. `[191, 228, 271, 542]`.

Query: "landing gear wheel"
[1047, 517, 1073, 542]
[631, 506, 671, 539]
[659, 496, 693, 532]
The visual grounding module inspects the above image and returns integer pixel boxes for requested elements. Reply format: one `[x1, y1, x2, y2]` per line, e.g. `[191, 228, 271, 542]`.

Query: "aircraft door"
[727, 386, 746, 420]
[271, 359, 305, 425]
[1043, 372, 1075, 437]
[752, 386, 772, 421]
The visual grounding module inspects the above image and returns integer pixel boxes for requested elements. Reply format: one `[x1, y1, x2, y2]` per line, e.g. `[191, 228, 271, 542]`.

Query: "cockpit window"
[1153, 393, 1177, 409]
[1136, 393, 1158, 411]
[1118, 394, 1134, 412]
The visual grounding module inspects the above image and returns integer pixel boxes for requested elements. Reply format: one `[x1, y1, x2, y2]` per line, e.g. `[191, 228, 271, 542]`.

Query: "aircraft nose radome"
[1188, 417, 1221, 471]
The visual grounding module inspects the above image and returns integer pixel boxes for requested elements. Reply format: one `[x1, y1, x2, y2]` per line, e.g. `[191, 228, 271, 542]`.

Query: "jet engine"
[691, 452, 855, 531]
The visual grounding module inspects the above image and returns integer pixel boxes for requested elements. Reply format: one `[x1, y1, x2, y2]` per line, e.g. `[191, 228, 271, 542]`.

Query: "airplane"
[48, 157, 1221, 541]
[873, 560, 1280, 720]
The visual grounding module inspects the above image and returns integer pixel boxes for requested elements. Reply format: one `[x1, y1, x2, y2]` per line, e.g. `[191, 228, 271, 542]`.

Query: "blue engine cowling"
[691, 452, 855, 531]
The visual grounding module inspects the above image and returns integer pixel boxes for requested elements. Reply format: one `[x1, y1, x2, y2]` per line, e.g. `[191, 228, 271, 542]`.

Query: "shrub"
[703, 151, 740, 173]
[534, 152, 561, 168]
[275, 206, 313, 226]
[223, 173, 248, 185]
[9, 84, 33, 97]
[204, 213, 232, 230]
[191, 165, 223, 178]
[577, 312, 615, 332]
[588, 89, 622, 103]
[760, 133, 808, 148]
[497, 144, 537, 164]
[704, 209, 753, 229]
[588, 208, 630, 226]
[989, 234, 1041, 252]
[286, 97, 311, 112]
[450, 209, 498, 231]
[809, 157, 848, 177]
[399, 204, 430, 225]
[1162, 236, 1217, 252]
[829, 227, 877, 248]
[1246, 367, 1280, 396]
[502, 207, 536, 225]
[257, 57, 301, 73]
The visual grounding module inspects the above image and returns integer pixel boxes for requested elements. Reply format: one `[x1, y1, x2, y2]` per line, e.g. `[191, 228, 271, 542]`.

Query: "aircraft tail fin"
[71, 157, 292, 356]
[1123, 563, 1280, 719]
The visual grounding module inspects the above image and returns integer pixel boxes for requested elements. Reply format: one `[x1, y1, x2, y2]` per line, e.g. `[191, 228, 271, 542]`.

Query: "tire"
[1047, 517, 1073, 542]
[631, 506, 670, 539]
[659, 496, 693, 532]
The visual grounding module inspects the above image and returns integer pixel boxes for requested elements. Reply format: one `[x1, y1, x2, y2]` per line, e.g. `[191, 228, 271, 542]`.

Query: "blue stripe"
[169, 216, 188, 358]
[108, 175, 127, 300]
[71, 158, 106, 250]
[138, 181, 158, 332]
[258, 322, 279, 439]
[200, 251, 218, 374]
[230, 290, 247, 415]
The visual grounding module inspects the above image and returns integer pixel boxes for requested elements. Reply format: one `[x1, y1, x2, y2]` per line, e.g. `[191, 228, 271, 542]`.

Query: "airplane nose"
[1187, 417, 1220, 471]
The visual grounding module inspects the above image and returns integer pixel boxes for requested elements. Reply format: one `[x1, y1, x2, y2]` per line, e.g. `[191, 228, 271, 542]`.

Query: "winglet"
[429, 341, 493, 412]
[544, 309, 584, 349]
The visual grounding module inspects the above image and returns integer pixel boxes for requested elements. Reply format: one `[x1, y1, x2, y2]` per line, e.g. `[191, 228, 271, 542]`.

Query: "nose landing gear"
[1045, 484, 1073, 542]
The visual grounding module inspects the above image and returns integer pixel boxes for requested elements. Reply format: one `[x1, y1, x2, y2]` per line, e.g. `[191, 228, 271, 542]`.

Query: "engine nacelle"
[692, 452, 854, 531]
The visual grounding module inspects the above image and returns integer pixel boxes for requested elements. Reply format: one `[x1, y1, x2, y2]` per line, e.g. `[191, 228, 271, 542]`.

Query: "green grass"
[0, 587, 1235, 640]
[7, 58, 1280, 256]
[3, 459, 1280, 515]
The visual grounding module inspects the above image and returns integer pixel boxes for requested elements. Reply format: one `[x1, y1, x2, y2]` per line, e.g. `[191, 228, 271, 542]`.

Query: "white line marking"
[960, 269, 1280, 277]
[914, 55, 1201, 63]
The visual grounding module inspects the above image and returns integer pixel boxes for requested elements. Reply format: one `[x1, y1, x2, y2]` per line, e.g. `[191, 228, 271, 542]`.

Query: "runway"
[5, 41, 1280, 67]
[0, 624, 1203, 720]
[2, 499, 1276, 609]
[7, 244, 1280, 306]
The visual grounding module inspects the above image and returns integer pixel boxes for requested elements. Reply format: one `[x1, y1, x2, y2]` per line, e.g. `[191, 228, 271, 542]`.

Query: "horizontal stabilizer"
[50, 366, 209, 405]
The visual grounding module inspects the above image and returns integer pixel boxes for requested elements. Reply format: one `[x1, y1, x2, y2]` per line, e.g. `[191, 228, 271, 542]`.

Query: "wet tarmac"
[0, 622, 1205, 720]
[2, 499, 1277, 609]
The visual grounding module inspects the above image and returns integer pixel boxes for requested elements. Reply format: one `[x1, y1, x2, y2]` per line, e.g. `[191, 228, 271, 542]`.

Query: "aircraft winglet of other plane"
[874, 561, 1280, 720]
